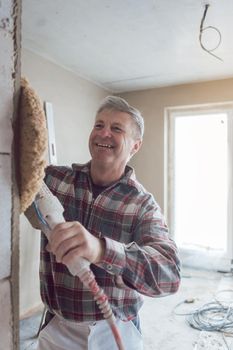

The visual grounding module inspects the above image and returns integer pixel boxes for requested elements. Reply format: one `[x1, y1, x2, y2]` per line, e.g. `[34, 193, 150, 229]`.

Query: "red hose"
[79, 269, 125, 350]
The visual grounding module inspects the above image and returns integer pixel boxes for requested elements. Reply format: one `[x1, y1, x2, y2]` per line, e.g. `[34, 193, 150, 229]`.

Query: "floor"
[20, 267, 233, 350]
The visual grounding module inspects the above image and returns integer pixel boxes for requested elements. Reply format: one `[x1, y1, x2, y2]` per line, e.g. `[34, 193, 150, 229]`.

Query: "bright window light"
[174, 113, 228, 252]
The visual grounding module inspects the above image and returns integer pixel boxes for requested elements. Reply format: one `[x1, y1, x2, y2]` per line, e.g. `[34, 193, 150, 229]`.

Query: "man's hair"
[96, 96, 144, 140]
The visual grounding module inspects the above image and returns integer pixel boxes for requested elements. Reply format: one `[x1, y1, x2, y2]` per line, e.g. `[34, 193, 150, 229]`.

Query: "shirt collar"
[72, 161, 141, 192]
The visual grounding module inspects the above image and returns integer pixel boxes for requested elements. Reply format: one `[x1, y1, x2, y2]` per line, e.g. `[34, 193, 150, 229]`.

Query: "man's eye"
[95, 124, 103, 129]
[112, 126, 122, 132]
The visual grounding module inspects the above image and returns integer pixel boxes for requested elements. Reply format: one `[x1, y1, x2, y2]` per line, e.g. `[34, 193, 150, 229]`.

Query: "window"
[165, 104, 233, 271]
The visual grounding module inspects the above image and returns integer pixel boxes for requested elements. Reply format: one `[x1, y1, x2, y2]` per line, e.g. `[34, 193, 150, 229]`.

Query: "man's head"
[89, 96, 144, 181]
[96, 96, 144, 141]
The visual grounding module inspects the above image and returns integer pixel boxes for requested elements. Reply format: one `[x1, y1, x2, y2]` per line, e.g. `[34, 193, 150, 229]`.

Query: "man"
[37, 96, 180, 349]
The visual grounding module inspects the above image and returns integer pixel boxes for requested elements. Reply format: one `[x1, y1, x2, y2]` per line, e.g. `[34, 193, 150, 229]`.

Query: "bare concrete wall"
[0, 0, 21, 348]
[20, 49, 109, 317]
[120, 78, 233, 210]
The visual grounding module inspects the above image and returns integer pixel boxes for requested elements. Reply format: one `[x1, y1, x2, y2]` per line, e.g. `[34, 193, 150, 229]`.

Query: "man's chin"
[93, 155, 114, 164]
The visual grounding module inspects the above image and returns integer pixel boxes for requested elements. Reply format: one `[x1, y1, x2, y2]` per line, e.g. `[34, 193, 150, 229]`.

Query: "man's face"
[89, 109, 141, 172]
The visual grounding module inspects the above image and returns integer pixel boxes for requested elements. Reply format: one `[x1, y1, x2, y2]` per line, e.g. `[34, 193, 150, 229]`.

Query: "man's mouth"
[96, 143, 114, 149]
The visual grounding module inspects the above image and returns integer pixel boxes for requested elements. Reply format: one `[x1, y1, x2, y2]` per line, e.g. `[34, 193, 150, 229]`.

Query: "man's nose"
[99, 127, 111, 137]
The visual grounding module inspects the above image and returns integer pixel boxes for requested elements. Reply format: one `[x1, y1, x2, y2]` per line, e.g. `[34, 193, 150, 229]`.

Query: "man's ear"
[130, 139, 142, 157]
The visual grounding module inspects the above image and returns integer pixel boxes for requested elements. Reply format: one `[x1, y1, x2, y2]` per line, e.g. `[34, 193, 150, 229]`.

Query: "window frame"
[165, 102, 233, 271]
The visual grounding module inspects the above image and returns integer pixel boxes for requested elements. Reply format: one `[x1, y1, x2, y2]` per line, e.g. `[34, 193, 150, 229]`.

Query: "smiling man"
[37, 96, 180, 350]
[89, 108, 141, 186]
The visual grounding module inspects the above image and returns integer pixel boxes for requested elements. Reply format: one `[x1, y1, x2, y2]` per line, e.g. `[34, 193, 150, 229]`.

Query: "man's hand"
[47, 222, 105, 266]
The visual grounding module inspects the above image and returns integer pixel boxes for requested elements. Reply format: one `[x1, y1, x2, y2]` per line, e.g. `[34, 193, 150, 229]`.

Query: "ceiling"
[22, 0, 233, 93]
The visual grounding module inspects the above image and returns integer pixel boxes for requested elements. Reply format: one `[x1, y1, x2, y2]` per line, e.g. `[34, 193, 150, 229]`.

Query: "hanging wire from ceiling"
[199, 3, 223, 61]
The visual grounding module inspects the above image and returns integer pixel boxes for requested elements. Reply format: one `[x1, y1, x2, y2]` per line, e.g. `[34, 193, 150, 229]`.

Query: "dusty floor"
[20, 268, 233, 350]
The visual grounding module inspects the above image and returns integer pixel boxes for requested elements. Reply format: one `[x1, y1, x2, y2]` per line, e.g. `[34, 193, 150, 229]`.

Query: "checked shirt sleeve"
[99, 196, 181, 297]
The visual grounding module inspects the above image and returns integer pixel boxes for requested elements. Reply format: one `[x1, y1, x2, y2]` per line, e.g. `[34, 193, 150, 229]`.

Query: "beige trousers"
[37, 315, 143, 350]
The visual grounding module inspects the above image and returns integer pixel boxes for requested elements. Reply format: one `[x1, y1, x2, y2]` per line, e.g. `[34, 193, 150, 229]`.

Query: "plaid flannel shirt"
[41, 162, 180, 322]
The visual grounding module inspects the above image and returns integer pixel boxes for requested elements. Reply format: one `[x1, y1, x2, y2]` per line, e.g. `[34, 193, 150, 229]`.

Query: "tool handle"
[35, 182, 90, 275]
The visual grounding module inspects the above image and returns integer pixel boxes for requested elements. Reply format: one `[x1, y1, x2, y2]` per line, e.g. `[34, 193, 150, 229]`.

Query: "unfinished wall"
[121, 78, 233, 210]
[0, 0, 21, 348]
[20, 49, 109, 317]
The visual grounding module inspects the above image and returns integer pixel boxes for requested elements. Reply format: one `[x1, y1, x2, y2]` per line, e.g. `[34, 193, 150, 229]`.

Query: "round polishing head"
[19, 78, 48, 213]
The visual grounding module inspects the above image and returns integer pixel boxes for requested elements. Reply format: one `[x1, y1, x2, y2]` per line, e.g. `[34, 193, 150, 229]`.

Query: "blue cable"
[32, 201, 51, 230]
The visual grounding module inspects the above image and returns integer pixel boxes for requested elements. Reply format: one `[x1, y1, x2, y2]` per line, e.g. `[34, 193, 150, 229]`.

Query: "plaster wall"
[20, 49, 109, 316]
[121, 78, 233, 210]
[0, 0, 21, 348]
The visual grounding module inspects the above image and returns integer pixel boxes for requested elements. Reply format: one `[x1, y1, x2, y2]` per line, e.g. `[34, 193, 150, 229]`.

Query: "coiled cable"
[186, 300, 233, 333]
[173, 290, 233, 349]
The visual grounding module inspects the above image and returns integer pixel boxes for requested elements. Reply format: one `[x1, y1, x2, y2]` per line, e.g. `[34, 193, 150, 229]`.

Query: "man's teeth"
[97, 143, 113, 148]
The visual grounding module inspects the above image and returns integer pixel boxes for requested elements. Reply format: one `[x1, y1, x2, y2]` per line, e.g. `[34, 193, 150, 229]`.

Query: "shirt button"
[107, 264, 112, 270]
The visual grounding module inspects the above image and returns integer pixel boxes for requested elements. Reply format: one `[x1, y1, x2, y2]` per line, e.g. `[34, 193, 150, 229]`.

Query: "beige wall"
[20, 49, 109, 316]
[120, 78, 233, 210]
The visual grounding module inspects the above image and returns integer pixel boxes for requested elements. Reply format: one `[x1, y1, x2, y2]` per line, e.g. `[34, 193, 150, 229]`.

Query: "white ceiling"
[22, 0, 233, 93]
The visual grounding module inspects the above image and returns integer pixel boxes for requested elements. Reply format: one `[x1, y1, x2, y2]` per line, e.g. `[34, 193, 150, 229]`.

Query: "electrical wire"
[173, 291, 233, 350]
[32, 201, 51, 230]
[173, 296, 233, 333]
[199, 4, 223, 61]
[187, 300, 233, 333]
